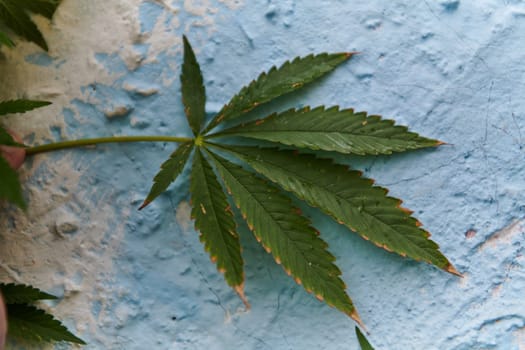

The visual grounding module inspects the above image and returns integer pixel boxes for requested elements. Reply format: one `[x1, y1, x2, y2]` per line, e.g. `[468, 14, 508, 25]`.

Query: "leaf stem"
[25, 136, 193, 156]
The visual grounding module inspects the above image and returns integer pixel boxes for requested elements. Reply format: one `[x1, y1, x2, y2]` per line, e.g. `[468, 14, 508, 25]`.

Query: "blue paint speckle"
[440, 0, 460, 12]
[49, 125, 62, 141]
[24, 53, 54, 67]
[95, 53, 128, 74]
[139, 1, 164, 34]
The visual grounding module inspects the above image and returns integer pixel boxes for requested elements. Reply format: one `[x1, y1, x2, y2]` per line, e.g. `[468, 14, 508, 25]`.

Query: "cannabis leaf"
[0, 99, 50, 209]
[203, 52, 354, 133]
[0, 0, 61, 50]
[7, 305, 85, 344]
[190, 149, 246, 304]
[140, 141, 193, 209]
[0, 156, 25, 208]
[356, 327, 375, 350]
[137, 37, 459, 324]
[208, 150, 356, 318]
[214, 145, 459, 274]
[0, 283, 85, 345]
[0, 283, 56, 304]
[211, 106, 441, 155]
[181, 35, 206, 135]
[0, 100, 51, 115]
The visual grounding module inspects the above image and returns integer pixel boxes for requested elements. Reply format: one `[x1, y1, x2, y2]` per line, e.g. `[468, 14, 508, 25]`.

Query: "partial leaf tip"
[350, 309, 367, 331]
[446, 264, 463, 277]
[235, 285, 250, 309]
[345, 51, 360, 58]
[138, 200, 150, 210]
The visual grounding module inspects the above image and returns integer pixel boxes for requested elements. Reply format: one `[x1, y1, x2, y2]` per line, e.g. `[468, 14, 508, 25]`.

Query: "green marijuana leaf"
[191, 149, 246, 304]
[208, 150, 357, 320]
[181, 35, 206, 135]
[0, 283, 84, 345]
[0, 100, 51, 115]
[7, 304, 85, 344]
[216, 146, 458, 274]
[203, 52, 354, 133]
[0, 156, 25, 209]
[0, 283, 56, 304]
[140, 36, 459, 324]
[0, 0, 61, 50]
[17, 36, 456, 327]
[212, 106, 441, 155]
[356, 327, 375, 350]
[140, 141, 193, 209]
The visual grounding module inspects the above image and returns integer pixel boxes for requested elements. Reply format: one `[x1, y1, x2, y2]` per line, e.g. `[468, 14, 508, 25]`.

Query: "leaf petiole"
[25, 135, 194, 156]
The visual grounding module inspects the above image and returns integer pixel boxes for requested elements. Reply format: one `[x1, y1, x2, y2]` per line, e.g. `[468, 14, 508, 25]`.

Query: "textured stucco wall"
[1, 1, 525, 349]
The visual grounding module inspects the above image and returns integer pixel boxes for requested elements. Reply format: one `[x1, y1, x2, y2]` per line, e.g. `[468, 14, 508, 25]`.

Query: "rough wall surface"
[1, 0, 525, 349]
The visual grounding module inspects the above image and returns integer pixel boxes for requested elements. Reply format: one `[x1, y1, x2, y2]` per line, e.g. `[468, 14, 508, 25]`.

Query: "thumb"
[0, 130, 25, 170]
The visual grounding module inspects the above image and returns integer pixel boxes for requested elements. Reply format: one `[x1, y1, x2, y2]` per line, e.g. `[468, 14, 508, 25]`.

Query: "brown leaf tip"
[446, 264, 463, 277]
[345, 51, 360, 58]
[138, 200, 151, 210]
[235, 285, 250, 309]
[350, 309, 367, 331]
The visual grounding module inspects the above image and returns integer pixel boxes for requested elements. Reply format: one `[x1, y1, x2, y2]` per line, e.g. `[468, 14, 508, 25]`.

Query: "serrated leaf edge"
[206, 148, 362, 324]
[210, 105, 442, 155]
[190, 148, 248, 307]
[203, 52, 356, 134]
[210, 144, 460, 276]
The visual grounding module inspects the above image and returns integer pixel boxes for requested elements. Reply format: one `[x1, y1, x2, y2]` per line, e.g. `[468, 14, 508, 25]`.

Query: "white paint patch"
[0, 0, 143, 344]
[0, 154, 126, 346]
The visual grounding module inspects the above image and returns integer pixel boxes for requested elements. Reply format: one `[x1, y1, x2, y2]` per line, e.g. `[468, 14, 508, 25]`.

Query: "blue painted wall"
[1, 1, 525, 349]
